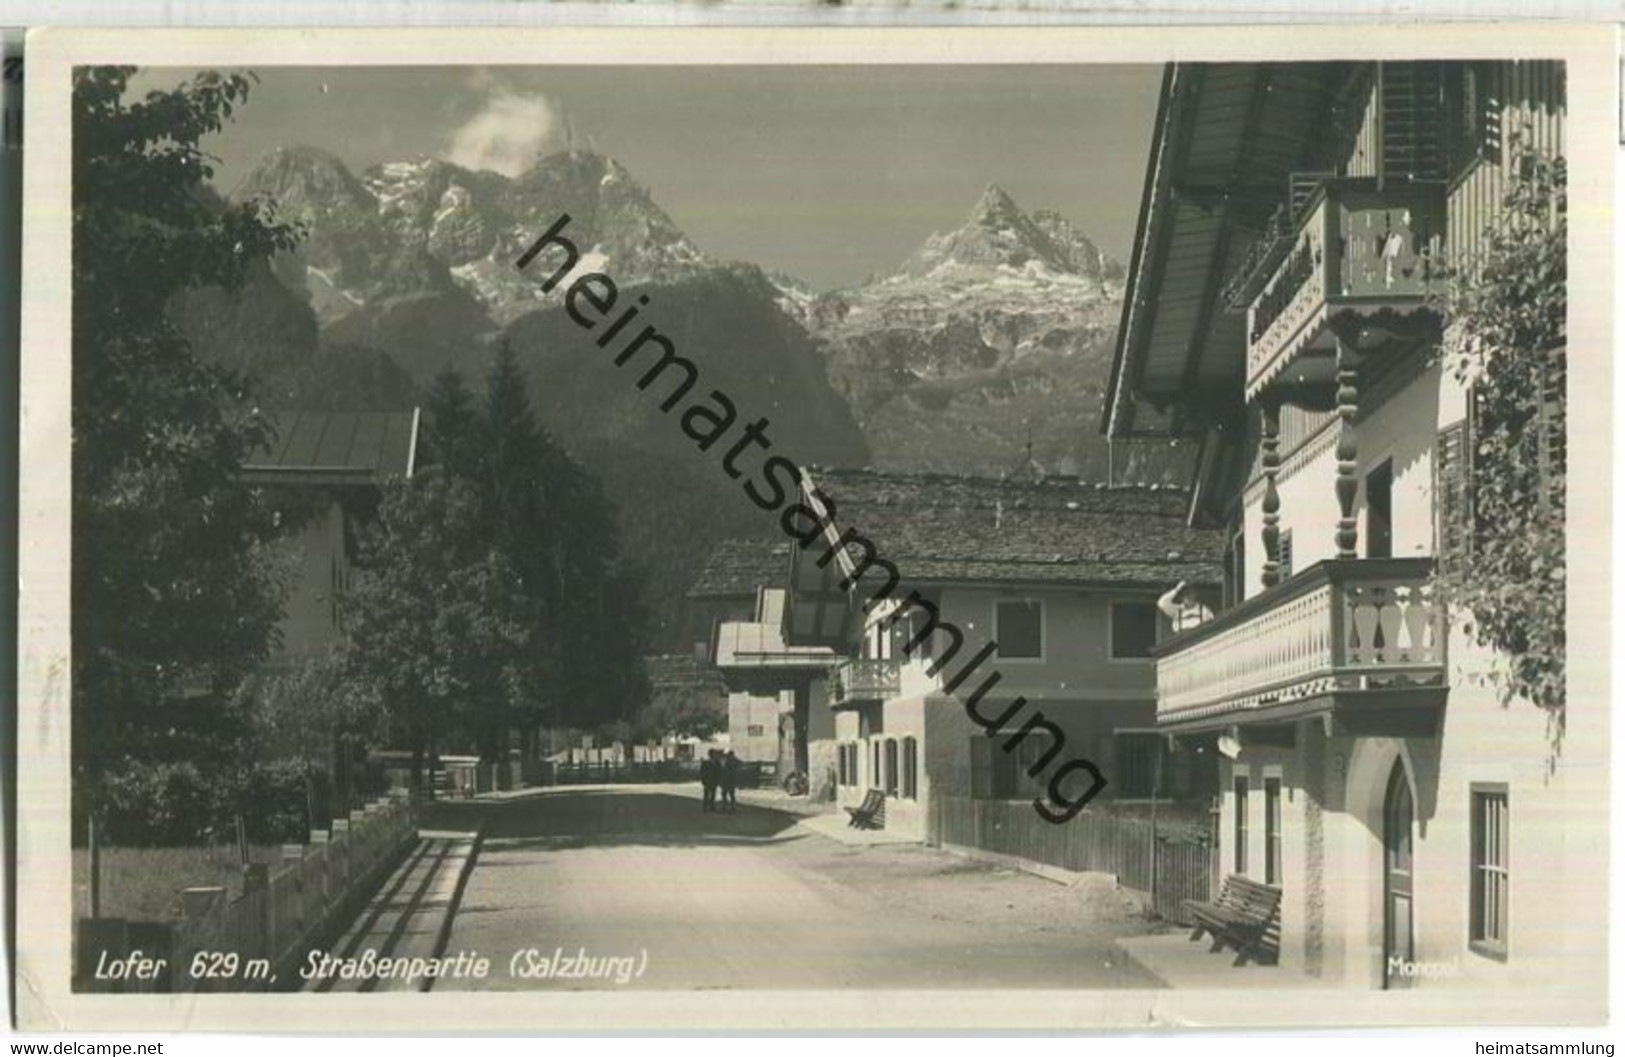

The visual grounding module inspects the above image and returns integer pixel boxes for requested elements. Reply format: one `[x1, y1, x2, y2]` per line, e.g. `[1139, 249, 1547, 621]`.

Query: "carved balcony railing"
[1154, 558, 1446, 731]
[829, 658, 902, 710]
[1245, 178, 1447, 403]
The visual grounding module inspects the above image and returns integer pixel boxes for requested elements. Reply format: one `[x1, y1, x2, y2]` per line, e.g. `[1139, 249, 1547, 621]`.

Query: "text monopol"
[516, 214, 1109, 824]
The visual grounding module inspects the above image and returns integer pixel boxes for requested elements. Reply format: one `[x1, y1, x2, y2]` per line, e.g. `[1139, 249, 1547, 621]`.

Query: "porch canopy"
[1103, 63, 1352, 441]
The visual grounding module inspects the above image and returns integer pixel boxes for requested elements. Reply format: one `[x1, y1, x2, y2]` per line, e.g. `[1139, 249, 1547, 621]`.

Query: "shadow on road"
[443, 787, 809, 852]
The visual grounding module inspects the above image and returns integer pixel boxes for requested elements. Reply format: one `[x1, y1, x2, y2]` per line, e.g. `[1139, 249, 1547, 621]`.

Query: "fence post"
[330, 818, 352, 900]
[243, 862, 269, 969]
[308, 827, 331, 911]
[349, 809, 368, 877]
[281, 844, 305, 948]
[179, 886, 226, 993]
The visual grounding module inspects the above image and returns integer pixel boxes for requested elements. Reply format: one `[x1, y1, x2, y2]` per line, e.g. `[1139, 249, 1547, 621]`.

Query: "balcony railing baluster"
[1154, 558, 1445, 726]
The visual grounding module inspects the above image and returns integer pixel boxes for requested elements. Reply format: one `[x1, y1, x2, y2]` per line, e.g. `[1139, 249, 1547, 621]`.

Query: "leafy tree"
[71, 67, 303, 790]
[481, 343, 649, 733]
[339, 346, 650, 772]
[1437, 143, 1566, 719]
[342, 474, 535, 778]
[631, 682, 727, 743]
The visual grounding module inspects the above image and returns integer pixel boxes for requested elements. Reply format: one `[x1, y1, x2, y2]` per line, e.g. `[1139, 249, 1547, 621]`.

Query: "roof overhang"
[1103, 62, 1354, 441]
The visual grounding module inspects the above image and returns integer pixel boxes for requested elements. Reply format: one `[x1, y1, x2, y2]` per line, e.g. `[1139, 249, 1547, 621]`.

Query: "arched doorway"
[1382, 759, 1415, 989]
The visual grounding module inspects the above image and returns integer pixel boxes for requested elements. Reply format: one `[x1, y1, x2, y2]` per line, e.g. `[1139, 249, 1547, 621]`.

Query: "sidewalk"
[1113, 932, 1322, 990]
[310, 827, 483, 993]
[795, 811, 920, 846]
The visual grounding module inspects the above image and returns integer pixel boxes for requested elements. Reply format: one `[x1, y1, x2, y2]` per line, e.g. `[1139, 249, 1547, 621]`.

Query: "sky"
[137, 64, 1161, 291]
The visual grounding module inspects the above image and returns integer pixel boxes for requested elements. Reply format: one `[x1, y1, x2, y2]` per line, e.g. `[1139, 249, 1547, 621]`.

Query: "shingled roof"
[805, 468, 1223, 589]
[687, 538, 793, 599]
[644, 653, 728, 695]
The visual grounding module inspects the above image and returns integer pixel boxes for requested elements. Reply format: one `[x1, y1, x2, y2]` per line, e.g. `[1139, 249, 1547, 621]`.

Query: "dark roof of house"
[644, 653, 728, 695]
[805, 468, 1224, 589]
[242, 409, 420, 486]
[687, 538, 792, 599]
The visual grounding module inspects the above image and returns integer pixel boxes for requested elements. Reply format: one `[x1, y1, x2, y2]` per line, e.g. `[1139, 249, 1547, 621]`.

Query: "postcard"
[14, 24, 1615, 1031]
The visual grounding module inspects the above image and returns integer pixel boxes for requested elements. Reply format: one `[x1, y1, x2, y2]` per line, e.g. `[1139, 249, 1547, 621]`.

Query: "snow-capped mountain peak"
[896, 183, 1123, 289]
[236, 146, 711, 326]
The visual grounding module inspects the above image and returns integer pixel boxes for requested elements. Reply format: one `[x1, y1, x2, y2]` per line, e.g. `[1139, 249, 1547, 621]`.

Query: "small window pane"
[1471, 790, 1510, 952]
[996, 601, 1043, 659]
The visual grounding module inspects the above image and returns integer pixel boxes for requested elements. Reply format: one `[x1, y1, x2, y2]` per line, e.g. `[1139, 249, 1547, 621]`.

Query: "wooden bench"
[845, 788, 886, 830]
[1182, 875, 1282, 966]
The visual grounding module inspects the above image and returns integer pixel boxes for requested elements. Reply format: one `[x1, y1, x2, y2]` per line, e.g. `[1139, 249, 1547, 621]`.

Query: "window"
[1265, 778, 1283, 886]
[970, 736, 995, 799]
[1111, 602, 1160, 660]
[1234, 776, 1250, 875]
[746, 724, 764, 737]
[837, 744, 850, 786]
[980, 729, 1057, 800]
[901, 737, 918, 799]
[1471, 787, 1510, 957]
[995, 600, 1043, 659]
[892, 590, 942, 663]
[1113, 734, 1164, 799]
[1224, 526, 1247, 609]
[1444, 61, 1503, 180]
[990, 743, 1021, 799]
[871, 740, 881, 787]
[883, 739, 899, 796]
[1366, 460, 1394, 560]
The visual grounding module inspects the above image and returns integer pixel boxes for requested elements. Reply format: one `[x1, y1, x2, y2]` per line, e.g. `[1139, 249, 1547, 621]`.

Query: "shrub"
[98, 761, 218, 846]
[94, 758, 327, 847]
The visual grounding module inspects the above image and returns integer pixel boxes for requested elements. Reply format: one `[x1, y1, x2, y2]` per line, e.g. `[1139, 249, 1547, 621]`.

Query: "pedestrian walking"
[721, 751, 741, 812]
[699, 751, 719, 812]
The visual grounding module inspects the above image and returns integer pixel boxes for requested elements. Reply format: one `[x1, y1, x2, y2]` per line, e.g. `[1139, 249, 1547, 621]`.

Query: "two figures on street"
[700, 749, 741, 812]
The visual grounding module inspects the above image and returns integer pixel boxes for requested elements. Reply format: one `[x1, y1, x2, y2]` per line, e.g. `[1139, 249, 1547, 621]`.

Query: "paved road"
[436, 786, 1156, 990]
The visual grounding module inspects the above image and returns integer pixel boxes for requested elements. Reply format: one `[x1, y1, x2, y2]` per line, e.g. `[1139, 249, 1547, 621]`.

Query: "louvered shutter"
[1436, 416, 1474, 565]
[1379, 61, 1447, 181]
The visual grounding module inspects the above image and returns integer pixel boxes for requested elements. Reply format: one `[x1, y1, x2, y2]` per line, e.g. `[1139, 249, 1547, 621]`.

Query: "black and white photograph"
[13, 24, 1615, 1032]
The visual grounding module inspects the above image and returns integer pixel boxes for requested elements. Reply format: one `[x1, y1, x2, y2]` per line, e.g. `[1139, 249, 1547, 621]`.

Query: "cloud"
[446, 91, 565, 177]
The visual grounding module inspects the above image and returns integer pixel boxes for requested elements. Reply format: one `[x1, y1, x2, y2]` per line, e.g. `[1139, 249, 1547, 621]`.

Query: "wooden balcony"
[829, 658, 902, 710]
[1154, 558, 1447, 735]
[1245, 178, 1446, 404]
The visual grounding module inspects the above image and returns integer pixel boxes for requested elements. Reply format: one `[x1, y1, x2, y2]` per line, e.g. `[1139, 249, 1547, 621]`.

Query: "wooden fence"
[75, 793, 417, 993]
[931, 796, 1217, 926]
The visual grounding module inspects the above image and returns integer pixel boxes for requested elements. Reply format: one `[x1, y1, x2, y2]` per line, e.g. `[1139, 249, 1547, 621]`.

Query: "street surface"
[434, 786, 1158, 990]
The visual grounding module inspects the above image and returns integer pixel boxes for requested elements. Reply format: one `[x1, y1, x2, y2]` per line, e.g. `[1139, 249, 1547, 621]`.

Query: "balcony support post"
[1260, 400, 1284, 588]
[1333, 325, 1361, 559]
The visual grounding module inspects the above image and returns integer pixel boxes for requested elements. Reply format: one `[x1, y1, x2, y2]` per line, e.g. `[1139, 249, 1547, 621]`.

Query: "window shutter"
[1436, 417, 1474, 564]
[1379, 61, 1447, 182]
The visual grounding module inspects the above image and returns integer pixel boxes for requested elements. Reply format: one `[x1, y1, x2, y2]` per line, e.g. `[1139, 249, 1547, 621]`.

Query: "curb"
[419, 821, 486, 991]
[1109, 936, 1176, 988]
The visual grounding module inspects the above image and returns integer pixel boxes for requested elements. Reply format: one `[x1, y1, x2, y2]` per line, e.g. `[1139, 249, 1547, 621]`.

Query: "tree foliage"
[72, 67, 304, 786]
[342, 475, 539, 765]
[1437, 144, 1566, 715]
[342, 344, 649, 767]
[631, 682, 727, 743]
